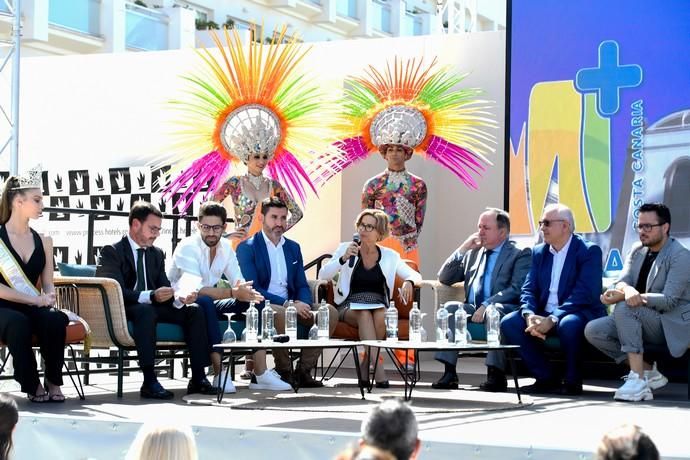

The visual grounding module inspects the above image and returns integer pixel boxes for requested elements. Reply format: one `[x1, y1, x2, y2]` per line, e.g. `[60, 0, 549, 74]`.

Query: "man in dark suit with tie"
[501, 203, 606, 395]
[96, 201, 215, 399]
[236, 197, 338, 387]
[432, 208, 531, 391]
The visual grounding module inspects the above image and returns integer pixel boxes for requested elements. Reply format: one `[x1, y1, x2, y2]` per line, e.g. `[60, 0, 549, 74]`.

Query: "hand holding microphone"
[348, 233, 361, 267]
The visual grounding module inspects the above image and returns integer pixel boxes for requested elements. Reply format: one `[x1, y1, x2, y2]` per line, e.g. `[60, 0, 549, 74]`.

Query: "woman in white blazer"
[319, 209, 421, 386]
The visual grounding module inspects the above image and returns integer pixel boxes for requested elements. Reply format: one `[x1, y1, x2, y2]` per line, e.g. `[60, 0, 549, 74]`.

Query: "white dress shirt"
[546, 234, 573, 317]
[168, 233, 245, 291]
[261, 231, 289, 299]
[127, 235, 152, 304]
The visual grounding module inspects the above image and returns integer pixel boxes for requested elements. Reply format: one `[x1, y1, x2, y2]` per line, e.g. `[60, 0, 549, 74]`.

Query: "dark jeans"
[0, 303, 68, 394]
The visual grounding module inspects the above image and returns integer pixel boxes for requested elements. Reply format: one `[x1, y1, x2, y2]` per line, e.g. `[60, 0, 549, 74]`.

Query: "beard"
[202, 235, 219, 247]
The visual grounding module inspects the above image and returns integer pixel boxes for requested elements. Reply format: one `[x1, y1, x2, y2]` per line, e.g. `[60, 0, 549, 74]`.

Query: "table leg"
[218, 349, 229, 404]
[507, 349, 522, 404]
[288, 347, 299, 393]
[351, 346, 365, 400]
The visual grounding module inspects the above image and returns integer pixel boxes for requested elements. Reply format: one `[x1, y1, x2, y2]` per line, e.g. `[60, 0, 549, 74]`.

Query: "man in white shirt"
[168, 201, 291, 393]
[236, 197, 338, 387]
[501, 204, 606, 395]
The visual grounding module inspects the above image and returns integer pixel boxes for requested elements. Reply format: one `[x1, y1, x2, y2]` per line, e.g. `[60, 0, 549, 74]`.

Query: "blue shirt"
[469, 240, 505, 306]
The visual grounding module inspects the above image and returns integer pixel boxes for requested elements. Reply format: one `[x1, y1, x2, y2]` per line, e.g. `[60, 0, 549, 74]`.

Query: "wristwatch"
[149, 291, 155, 303]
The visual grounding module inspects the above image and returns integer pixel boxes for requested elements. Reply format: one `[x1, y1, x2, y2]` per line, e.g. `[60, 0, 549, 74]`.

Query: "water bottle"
[408, 301, 422, 343]
[486, 303, 501, 346]
[245, 301, 259, 342]
[436, 303, 449, 344]
[317, 299, 330, 340]
[385, 301, 398, 341]
[454, 306, 468, 346]
[261, 300, 275, 341]
[285, 300, 298, 341]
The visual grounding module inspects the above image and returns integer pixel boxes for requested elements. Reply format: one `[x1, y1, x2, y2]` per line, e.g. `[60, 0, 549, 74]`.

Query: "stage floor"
[3, 357, 689, 459]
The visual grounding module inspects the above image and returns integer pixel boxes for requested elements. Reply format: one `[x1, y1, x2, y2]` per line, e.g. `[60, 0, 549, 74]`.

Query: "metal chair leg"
[64, 345, 85, 400]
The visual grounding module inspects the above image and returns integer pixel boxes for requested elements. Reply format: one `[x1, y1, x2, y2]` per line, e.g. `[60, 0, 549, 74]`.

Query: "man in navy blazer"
[236, 197, 338, 387]
[501, 204, 606, 395]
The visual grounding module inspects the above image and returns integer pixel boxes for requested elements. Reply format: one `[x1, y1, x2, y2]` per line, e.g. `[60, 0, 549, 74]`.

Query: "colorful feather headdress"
[158, 26, 339, 211]
[311, 57, 497, 189]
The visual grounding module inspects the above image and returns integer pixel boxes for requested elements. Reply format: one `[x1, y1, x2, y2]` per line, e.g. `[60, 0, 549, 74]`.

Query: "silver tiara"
[220, 104, 281, 162]
[10, 164, 43, 190]
[369, 105, 427, 149]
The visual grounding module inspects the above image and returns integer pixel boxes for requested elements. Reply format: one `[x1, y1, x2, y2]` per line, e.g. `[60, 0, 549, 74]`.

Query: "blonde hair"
[355, 209, 390, 241]
[126, 424, 198, 460]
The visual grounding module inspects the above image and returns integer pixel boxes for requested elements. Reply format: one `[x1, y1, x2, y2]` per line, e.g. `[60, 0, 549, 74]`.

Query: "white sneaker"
[249, 370, 293, 391]
[213, 371, 236, 394]
[614, 371, 653, 402]
[644, 363, 668, 391]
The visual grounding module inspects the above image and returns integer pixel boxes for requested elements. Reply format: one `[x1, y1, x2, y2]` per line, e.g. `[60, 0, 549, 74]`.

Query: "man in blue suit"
[501, 204, 606, 395]
[237, 197, 338, 388]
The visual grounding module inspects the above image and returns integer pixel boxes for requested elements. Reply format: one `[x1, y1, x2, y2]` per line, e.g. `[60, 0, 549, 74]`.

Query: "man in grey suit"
[586, 203, 690, 402]
[432, 208, 531, 391]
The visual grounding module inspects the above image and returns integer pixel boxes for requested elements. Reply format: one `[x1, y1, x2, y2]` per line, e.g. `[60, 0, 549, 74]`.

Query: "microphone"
[348, 233, 361, 268]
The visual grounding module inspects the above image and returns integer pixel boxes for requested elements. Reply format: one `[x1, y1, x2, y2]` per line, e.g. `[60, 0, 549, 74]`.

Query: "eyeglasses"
[538, 219, 566, 228]
[636, 223, 663, 232]
[251, 155, 269, 161]
[148, 225, 162, 233]
[357, 223, 377, 232]
[199, 224, 224, 233]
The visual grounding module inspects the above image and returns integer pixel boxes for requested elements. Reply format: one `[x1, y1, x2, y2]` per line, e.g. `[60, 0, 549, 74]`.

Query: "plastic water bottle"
[454, 306, 468, 346]
[408, 301, 422, 343]
[285, 300, 298, 341]
[317, 299, 330, 340]
[261, 300, 275, 341]
[486, 303, 501, 346]
[385, 301, 398, 341]
[245, 301, 259, 342]
[436, 303, 449, 344]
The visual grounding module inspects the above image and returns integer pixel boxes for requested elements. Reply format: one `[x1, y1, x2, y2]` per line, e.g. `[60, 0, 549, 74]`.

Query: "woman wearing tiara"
[0, 168, 68, 402]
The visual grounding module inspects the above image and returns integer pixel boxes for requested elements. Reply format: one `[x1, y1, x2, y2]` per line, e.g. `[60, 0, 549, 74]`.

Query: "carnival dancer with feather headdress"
[159, 25, 340, 381]
[315, 57, 496, 367]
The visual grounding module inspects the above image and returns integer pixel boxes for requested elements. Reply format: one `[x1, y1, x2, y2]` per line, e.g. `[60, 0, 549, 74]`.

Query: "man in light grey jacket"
[585, 203, 690, 402]
[433, 208, 531, 391]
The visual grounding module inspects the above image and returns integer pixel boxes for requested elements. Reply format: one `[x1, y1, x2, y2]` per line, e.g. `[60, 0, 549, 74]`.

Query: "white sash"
[0, 236, 40, 296]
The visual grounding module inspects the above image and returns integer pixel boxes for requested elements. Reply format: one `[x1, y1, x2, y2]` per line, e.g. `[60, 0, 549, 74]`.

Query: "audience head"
[595, 424, 659, 460]
[126, 423, 198, 460]
[335, 444, 397, 460]
[477, 208, 510, 249]
[539, 203, 575, 249]
[355, 209, 390, 243]
[361, 400, 420, 460]
[637, 203, 671, 249]
[0, 394, 19, 460]
[197, 201, 227, 248]
[128, 201, 163, 248]
[260, 197, 289, 243]
[0, 173, 44, 225]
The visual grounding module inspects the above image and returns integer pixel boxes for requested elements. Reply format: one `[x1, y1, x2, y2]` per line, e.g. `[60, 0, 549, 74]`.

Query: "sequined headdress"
[311, 57, 497, 189]
[158, 26, 340, 211]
